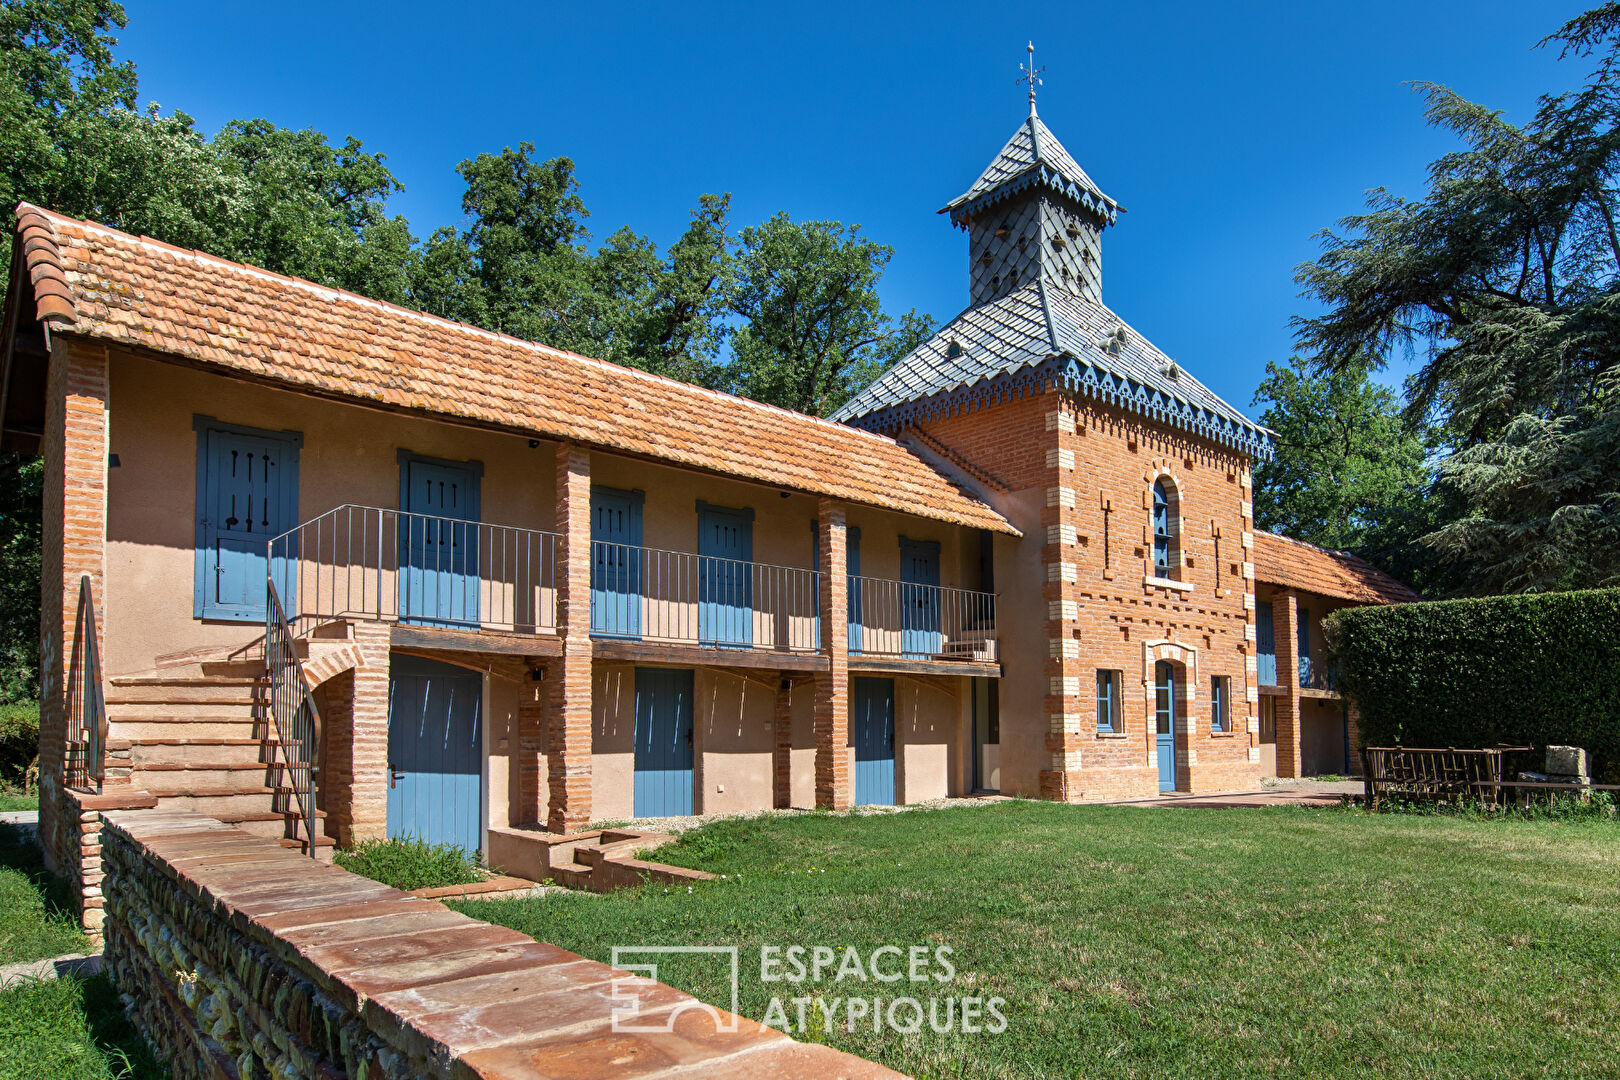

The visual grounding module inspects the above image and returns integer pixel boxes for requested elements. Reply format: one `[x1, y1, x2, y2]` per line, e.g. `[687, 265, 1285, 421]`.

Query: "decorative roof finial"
[1020, 41, 1044, 116]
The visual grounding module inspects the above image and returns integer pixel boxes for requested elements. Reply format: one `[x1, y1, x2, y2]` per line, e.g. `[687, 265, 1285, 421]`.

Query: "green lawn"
[0, 825, 165, 1080]
[0, 823, 88, 965]
[457, 802, 1620, 1080]
[0, 792, 37, 813]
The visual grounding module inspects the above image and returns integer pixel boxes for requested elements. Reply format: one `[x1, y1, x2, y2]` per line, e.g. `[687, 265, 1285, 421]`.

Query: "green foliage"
[1324, 588, 1620, 780]
[1292, 5, 1620, 593]
[333, 835, 488, 891]
[0, 456, 40, 702]
[0, 702, 38, 788]
[458, 801, 1620, 1079]
[0, 974, 164, 1079]
[1252, 355, 1436, 584]
[728, 214, 935, 416]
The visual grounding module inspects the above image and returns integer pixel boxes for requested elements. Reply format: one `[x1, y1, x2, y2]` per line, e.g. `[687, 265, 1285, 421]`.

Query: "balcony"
[271, 507, 999, 671]
[270, 504, 560, 639]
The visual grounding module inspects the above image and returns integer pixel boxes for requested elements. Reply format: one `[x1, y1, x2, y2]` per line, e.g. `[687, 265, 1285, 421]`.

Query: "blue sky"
[120, 1, 1590, 419]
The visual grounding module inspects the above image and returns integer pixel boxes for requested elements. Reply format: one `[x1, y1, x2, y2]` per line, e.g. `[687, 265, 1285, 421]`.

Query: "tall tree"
[1251, 356, 1438, 586]
[1293, 3, 1620, 592]
[727, 214, 934, 416]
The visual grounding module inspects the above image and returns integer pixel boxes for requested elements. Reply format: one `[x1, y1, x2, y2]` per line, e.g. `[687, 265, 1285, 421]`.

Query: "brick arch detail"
[301, 643, 367, 690]
[1142, 638, 1199, 767]
[1143, 460, 1188, 575]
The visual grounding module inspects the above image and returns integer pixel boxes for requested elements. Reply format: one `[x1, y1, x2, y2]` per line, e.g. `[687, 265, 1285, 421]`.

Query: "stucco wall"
[104, 349, 557, 675]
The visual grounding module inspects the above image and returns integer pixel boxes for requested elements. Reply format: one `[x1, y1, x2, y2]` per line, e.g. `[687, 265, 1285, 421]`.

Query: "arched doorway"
[1154, 660, 1178, 792]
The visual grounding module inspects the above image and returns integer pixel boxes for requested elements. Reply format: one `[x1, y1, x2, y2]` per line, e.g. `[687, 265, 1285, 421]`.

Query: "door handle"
[389, 766, 405, 789]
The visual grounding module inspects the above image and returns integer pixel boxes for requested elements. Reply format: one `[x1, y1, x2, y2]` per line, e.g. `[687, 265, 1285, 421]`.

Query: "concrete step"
[106, 678, 266, 707]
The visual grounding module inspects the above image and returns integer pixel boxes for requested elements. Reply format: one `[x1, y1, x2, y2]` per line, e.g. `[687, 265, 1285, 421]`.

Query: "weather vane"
[1020, 41, 1045, 115]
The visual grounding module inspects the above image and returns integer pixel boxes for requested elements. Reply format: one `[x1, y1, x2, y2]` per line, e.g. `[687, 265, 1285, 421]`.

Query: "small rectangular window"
[1096, 669, 1122, 733]
[1211, 675, 1230, 733]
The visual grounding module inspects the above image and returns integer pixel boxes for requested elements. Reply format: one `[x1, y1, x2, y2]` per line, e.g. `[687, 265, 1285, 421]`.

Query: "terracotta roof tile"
[1253, 531, 1420, 605]
[12, 203, 1017, 535]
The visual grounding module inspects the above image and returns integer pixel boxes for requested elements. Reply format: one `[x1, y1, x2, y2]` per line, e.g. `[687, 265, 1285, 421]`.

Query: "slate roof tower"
[833, 104, 1269, 460]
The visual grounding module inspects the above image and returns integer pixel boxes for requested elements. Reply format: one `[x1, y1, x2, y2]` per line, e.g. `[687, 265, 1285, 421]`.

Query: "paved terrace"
[100, 809, 902, 1080]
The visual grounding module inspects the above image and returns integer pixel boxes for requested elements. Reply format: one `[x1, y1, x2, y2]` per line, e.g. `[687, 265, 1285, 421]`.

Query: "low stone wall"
[47, 785, 157, 930]
[100, 809, 903, 1080]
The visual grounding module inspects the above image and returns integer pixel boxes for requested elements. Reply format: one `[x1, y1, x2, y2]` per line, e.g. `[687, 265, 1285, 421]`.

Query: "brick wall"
[549, 446, 593, 832]
[99, 809, 899, 1079]
[917, 388, 1262, 799]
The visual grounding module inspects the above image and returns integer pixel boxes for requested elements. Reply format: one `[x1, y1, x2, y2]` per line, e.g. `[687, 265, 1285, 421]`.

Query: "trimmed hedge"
[1324, 588, 1620, 782]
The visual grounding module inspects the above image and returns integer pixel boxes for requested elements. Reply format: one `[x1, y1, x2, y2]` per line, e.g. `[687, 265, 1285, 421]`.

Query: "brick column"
[774, 675, 794, 809]
[814, 500, 851, 809]
[1274, 589, 1303, 779]
[1040, 405, 1085, 801]
[324, 620, 391, 845]
[548, 446, 593, 833]
[38, 338, 108, 878]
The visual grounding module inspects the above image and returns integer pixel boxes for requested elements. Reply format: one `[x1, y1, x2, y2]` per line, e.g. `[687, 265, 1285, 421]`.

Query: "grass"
[334, 835, 490, 891]
[0, 824, 165, 1079]
[0, 975, 166, 1080]
[0, 792, 35, 813]
[0, 824, 89, 965]
[456, 801, 1620, 1080]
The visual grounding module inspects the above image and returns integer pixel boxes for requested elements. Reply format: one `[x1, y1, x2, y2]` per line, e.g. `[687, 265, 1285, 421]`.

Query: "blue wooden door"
[854, 677, 896, 805]
[591, 489, 642, 638]
[197, 423, 299, 620]
[1256, 602, 1278, 685]
[1155, 660, 1177, 792]
[899, 538, 941, 657]
[634, 667, 693, 817]
[846, 528, 863, 654]
[399, 457, 480, 625]
[387, 655, 483, 852]
[699, 506, 753, 646]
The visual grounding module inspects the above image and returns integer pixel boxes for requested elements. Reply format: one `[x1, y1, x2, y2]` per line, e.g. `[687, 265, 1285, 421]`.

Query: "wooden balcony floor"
[385, 623, 999, 677]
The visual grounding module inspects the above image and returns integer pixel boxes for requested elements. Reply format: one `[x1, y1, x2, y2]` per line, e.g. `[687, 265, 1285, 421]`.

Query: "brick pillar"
[814, 500, 851, 809]
[1274, 589, 1303, 779]
[38, 338, 108, 878]
[332, 621, 391, 845]
[1345, 701, 1362, 776]
[549, 446, 593, 833]
[1040, 404, 1084, 801]
[774, 675, 794, 809]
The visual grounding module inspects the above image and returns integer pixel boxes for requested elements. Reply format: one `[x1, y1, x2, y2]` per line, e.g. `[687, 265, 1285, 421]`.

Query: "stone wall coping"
[101, 808, 906, 1079]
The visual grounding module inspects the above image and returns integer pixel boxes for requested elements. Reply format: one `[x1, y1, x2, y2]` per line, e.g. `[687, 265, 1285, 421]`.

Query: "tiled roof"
[1253, 531, 1421, 605]
[8, 204, 1018, 535]
[831, 280, 1273, 458]
[941, 110, 1120, 228]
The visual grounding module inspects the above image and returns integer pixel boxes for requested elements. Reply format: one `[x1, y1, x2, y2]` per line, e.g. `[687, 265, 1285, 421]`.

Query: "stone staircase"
[102, 654, 334, 859]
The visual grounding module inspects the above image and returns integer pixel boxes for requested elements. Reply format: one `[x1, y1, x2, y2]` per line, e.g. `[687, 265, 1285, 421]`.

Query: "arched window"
[1152, 479, 1174, 574]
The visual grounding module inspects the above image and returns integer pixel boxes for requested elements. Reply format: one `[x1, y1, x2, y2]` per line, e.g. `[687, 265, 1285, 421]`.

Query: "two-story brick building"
[3, 100, 1414, 922]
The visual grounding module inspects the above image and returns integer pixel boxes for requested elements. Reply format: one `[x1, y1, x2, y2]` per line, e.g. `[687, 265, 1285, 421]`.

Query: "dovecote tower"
[941, 102, 1121, 308]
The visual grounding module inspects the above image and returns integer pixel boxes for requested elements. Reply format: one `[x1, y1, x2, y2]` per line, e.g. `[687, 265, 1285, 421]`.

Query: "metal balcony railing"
[1299, 656, 1339, 692]
[268, 504, 560, 638]
[590, 541, 822, 651]
[266, 579, 320, 858]
[847, 576, 997, 661]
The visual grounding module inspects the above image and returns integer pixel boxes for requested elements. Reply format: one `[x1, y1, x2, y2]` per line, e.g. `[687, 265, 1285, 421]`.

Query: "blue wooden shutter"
[194, 417, 301, 621]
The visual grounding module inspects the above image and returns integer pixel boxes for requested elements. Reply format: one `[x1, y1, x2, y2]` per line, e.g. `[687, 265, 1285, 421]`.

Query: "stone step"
[109, 716, 267, 739]
[143, 787, 299, 818]
[126, 737, 300, 766]
[132, 762, 288, 789]
[105, 679, 266, 707]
